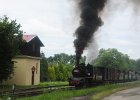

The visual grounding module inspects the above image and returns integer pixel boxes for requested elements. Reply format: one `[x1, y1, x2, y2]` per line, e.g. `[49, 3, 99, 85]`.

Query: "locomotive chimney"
[76, 55, 80, 66]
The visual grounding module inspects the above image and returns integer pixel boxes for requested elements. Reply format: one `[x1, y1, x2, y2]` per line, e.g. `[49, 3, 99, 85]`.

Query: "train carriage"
[69, 63, 139, 87]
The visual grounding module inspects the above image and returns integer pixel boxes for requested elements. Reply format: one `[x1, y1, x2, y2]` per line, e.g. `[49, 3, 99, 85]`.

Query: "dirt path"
[103, 87, 140, 100]
[70, 94, 93, 100]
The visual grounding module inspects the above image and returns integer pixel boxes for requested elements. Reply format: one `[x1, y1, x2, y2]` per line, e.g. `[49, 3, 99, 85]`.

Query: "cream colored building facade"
[4, 35, 44, 86]
[5, 55, 41, 85]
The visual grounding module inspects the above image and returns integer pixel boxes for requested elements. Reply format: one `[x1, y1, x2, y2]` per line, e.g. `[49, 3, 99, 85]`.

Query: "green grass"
[39, 81, 68, 86]
[0, 81, 68, 100]
[17, 88, 97, 100]
[1, 81, 140, 100]
[16, 81, 140, 100]
[0, 81, 68, 92]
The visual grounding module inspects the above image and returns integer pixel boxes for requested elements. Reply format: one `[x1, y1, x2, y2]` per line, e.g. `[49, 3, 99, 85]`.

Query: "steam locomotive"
[69, 63, 139, 87]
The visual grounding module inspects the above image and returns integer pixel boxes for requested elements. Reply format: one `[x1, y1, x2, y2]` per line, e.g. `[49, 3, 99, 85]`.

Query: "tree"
[47, 53, 85, 65]
[63, 66, 71, 81]
[46, 53, 83, 81]
[94, 48, 123, 68]
[120, 54, 130, 70]
[54, 65, 61, 81]
[136, 59, 140, 71]
[47, 67, 56, 81]
[129, 59, 137, 70]
[64, 64, 73, 79]
[0, 16, 23, 82]
[94, 48, 138, 71]
[40, 52, 48, 82]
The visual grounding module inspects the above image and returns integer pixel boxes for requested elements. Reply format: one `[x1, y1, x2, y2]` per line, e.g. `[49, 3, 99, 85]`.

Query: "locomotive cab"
[72, 63, 86, 77]
[69, 63, 94, 87]
[69, 63, 86, 86]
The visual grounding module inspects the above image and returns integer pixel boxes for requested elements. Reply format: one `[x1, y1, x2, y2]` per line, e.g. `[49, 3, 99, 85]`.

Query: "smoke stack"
[76, 53, 80, 66]
[74, 0, 107, 64]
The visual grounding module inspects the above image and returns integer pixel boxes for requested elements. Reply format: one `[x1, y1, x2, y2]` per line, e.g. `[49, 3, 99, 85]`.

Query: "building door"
[31, 66, 35, 85]
[32, 71, 35, 85]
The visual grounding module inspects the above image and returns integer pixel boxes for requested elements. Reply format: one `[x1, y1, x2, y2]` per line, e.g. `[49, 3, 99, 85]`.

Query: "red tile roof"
[23, 35, 36, 42]
[23, 35, 44, 47]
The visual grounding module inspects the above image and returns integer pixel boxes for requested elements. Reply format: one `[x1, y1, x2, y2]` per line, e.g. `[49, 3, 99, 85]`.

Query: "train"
[69, 63, 140, 87]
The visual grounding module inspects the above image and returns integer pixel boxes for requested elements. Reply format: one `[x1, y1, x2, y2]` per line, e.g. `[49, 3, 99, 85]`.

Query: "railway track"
[0, 85, 75, 98]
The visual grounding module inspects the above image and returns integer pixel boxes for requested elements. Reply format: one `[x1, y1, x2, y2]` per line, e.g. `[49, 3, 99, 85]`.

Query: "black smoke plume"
[74, 0, 107, 65]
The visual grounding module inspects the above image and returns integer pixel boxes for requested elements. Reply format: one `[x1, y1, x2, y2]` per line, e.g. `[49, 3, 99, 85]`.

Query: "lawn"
[39, 81, 68, 86]
[0, 81, 68, 91]
[0, 81, 68, 100]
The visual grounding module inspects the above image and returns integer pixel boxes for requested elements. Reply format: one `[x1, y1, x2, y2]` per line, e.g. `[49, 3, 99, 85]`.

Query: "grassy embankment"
[39, 81, 68, 86]
[0, 81, 68, 100]
[15, 81, 140, 100]
[0, 81, 68, 91]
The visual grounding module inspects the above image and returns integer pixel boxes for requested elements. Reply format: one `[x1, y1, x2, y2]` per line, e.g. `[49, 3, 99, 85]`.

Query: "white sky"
[0, 0, 140, 59]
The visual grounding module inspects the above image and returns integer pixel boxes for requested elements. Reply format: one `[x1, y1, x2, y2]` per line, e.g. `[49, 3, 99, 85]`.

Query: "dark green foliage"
[94, 48, 123, 68]
[0, 16, 23, 82]
[40, 53, 48, 82]
[54, 63, 73, 81]
[47, 63, 73, 81]
[47, 67, 56, 81]
[46, 53, 78, 81]
[47, 53, 76, 65]
[54, 65, 60, 81]
[94, 48, 138, 71]
[40, 53, 79, 82]
[40, 50, 140, 82]
[136, 59, 140, 71]
[129, 59, 137, 70]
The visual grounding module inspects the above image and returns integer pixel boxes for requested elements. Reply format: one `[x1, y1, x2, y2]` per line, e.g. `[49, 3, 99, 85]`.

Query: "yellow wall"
[5, 55, 41, 86]
[25, 57, 40, 85]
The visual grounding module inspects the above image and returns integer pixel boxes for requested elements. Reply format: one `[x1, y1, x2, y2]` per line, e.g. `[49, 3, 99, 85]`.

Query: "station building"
[5, 35, 44, 85]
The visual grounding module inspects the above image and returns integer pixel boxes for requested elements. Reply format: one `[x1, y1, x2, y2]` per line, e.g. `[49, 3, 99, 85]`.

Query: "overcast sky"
[0, 0, 140, 60]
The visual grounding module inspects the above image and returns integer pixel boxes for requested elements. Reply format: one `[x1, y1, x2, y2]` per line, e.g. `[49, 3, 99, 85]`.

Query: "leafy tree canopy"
[0, 16, 23, 82]
[136, 59, 140, 70]
[47, 53, 85, 65]
[40, 52, 48, 82]
[94, 48, 138, 71]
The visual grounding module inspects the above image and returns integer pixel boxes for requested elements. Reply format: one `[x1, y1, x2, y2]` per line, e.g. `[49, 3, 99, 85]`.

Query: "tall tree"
[94, 48, 138, 71]
[0, 16, 23, 82]
[47, 67, 56, 81]
[47, 53, 85, 65]
[40, 52, 48, 82]
[94, 48, 123, 68]
[129, 59, 137, 70]
[136, 59, 140, 71]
